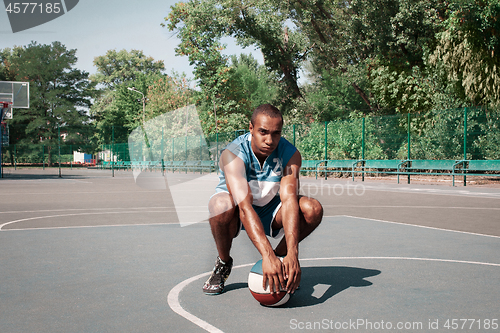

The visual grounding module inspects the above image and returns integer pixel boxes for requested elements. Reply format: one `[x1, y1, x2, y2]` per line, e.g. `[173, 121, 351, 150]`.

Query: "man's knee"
[209, 193, 237, 225]
[300, 197, 323, 226]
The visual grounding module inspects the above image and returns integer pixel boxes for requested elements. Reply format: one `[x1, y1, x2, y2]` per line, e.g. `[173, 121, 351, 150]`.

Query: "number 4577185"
[444, 319, 498, 330]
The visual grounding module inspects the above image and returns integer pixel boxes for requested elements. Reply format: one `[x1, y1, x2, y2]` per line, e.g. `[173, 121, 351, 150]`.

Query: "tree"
[90, 49, 165, 88]
[147, 72, 195, 119]
[230, 54, 278, 111]
[1, 42, 95, 165]
[165, 0, 310, 111]
[165, 0, 447, 114]
[89, 49, 180, 148]
[90, 71, 195, 147]
[429, 0, 500, 107]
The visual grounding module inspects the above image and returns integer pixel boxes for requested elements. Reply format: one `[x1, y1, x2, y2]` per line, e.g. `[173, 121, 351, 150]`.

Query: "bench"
[315, 160, 360, 180]
[200, 160, 216, 173]
[300, 160, 319, 175]
[454, 160, 500, 186]
[399, 159, 467, 185]
[130, 160, 160, 171]
[358, 159, 407, 182]
[155, 160, 215, 174]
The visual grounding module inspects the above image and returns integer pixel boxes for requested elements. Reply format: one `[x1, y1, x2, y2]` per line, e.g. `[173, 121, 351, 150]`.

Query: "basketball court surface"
[1, 168, 499, 332]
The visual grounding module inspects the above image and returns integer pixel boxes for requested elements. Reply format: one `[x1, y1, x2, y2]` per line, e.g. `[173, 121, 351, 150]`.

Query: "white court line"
[0, 206, 208, 215]
[321, 205, 500, 211]
[300, 182, 500, 199]
[168, 256, 500, 333]
[2, 221, 198, 231]
[0, 210, 206, 230]
[329, 215, 500, 239]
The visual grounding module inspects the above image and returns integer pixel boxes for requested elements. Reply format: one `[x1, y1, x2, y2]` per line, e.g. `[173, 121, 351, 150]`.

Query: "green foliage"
[230, 54, 278, 110]
[90, 49, 194, 153]
[90, 49, 165, 88]
[370, 65, 434, 114]
[165, 0, 310, 114]
[292, 114, 385, 160]
[193, 53, 279, 135]
[397, 110, 466, 159]
[1, 41, 95, 165]
[303, 67, 369, 121]
[429, 0, 500, 107]
[470, 108, 500, 159]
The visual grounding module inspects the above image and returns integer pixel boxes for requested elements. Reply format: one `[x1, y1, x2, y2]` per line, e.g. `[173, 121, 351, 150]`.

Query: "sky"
[0, 0, 262, 83]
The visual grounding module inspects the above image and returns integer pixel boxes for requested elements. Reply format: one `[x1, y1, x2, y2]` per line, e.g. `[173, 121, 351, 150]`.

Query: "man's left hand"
[282, 254, 301, 294]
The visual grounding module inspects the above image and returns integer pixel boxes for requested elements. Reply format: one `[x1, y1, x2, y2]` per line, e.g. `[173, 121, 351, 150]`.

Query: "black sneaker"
[202, 256, 233, 295]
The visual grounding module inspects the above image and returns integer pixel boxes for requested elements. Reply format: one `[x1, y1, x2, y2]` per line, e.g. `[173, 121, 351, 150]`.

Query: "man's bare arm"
[220, 150, 285, 293]
[279, 150, 302, 293]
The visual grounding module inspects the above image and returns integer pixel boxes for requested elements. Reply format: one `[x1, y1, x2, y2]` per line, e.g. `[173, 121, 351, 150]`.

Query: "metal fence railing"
[2, 107, 500, 175]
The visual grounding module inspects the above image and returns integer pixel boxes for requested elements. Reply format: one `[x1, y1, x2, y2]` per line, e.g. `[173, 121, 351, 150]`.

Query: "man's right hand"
[262, 254, 286, 294]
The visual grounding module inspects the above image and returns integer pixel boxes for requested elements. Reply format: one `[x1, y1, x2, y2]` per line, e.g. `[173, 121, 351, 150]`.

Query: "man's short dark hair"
[251, 104, 283, 126]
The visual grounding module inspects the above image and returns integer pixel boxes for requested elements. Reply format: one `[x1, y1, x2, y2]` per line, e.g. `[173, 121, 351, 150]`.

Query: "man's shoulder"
[223, 133, 252, 161]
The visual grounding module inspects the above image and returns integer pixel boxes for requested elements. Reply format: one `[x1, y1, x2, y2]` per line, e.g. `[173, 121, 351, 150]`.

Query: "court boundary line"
[321, 205, 500, 211]
[299, 182, 500, 200]
[2, 213, 499, 238]
[329, 215, 500, 239]
[0, 206, 207, 215]
[0, 210, 205, 230]
[168, 256, 500, 333]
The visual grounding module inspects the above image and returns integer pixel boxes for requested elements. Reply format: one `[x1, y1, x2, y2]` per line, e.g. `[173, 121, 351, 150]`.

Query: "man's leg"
[272, 196, 323, 257]
[208, 192, 240, 262]
[203, 192, 240, 295]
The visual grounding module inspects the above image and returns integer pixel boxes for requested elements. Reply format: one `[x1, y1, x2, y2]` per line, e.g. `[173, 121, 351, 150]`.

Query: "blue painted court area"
[0, 170, 499, 332]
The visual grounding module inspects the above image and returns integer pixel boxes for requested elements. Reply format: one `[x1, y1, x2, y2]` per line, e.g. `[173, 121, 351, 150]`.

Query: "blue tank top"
[215, 132, 297, 207]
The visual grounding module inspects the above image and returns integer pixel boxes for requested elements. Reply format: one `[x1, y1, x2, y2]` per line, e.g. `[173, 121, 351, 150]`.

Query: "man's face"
[249, 113, 283, 158]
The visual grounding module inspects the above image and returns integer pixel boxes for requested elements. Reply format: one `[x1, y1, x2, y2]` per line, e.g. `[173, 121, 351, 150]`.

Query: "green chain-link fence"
[2, 107, 500, 174]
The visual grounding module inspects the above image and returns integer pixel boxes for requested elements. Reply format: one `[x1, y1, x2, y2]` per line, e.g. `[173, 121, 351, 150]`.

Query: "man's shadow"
[225, 266, 381, 308]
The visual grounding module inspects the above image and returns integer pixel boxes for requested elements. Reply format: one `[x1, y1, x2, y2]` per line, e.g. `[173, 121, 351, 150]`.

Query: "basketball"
[248, 259, 290, 307]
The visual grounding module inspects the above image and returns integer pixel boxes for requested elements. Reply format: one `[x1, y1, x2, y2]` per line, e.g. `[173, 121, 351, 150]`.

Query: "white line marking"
[0, 207, 175, 214]
[327, 215, 500, 239]
[0, 222, 201, 232]
[0, 206, 208, 215]
[0, 210, 206, 230]
[168, 257, 500, 333]
[321, 205, 500, 211]
[300, 182, 500, 199]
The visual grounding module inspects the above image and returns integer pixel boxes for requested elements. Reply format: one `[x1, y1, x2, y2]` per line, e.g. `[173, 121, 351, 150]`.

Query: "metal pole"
[407, 113, 411, 184]
[42, 144, 45, 170]
[142, 96, 145, 125]
[293, 124, 296, 146]
[58, 125, 61, 178]
[112, 126, 115, 177]
[362, 117, 365, 182]
[216, 132, 219, 175]
[161, 126, 165, 176]
[324, 121, 328, 180]
[464, 107, 468, 186]
[214, 100, 219, 175]
[185, 135, 188, 174]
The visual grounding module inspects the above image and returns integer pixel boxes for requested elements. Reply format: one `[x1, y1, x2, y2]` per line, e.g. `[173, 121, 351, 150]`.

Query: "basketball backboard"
[0, 81, 29, 109]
